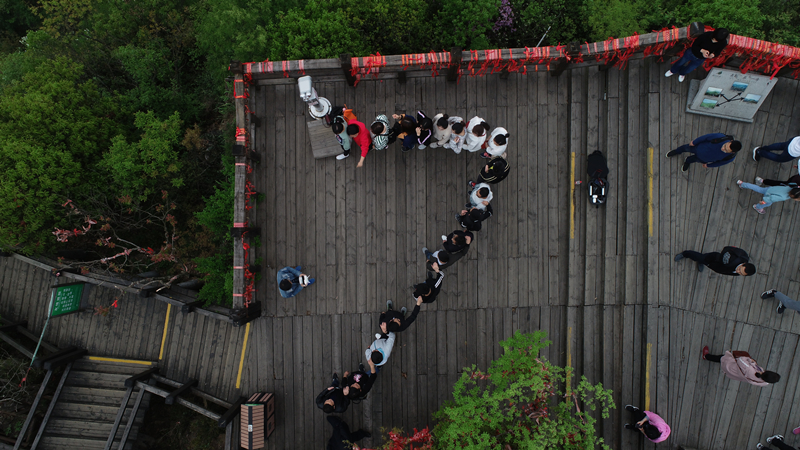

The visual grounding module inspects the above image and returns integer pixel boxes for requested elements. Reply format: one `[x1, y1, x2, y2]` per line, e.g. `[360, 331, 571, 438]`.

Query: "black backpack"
[587, 150, 609, 208]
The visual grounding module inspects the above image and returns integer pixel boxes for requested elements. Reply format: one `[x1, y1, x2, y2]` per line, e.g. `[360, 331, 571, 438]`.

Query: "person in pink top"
[624, 405, 670, 443]
[701, 346, 781, 386]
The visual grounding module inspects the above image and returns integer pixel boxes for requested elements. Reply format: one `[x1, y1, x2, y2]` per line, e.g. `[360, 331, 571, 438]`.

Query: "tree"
[433, 331, 615, 449]
[584, 0, 648, 41]
[0, 57, 121, 253]
[433, 0, 499, 50]
[101, 111, 185, 203]
[675, 0, 766, 40]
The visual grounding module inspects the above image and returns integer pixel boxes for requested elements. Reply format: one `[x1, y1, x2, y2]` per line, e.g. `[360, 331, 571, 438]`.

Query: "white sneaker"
[755, 176, 764, 186]
[418, 144, 427, 150]
[441, 235, 447, 241]
[665, 70, 674, 77]
[678, 75, 685, 82]
[336, 153, 349, 160]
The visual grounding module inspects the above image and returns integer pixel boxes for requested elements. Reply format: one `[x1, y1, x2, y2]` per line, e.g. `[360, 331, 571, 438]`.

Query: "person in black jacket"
[456, 205, 493, 231]
[674, 246, 755, 276]
[413, 270, 445, 304]
[381, 297, 423, 333]
[343, 361, 377, 400]
[478, 156, 510, 184]
[442, 230, 474, 265]
[315, 373, 350, 413]
[665, 28, 729, 82]
[326, 416, 371, 450]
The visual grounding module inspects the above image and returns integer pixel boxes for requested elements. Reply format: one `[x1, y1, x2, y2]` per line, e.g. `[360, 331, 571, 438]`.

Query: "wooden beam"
[447, 46, 462, 82]
[0, 321, 26, 333]
[32, 346, 76, 369]
[0, 332, 33, 359]
[165, 378, 198, 405]
[29, 363, 71, 450]
[14, 370, 53, 450]
[124, 367, 159, 388]
[43, 348, 86, 371]
[218, 396, 246, 427]
[104, 386, 134, 450]
[117, 384, 147, 450]
[151, 374, 232, 408]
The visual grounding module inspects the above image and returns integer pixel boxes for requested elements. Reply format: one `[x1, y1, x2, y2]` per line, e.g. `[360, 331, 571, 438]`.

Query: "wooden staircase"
[31, 357, 155, 450]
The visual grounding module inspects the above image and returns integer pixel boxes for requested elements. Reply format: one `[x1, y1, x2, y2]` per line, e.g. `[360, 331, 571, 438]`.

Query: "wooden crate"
[240, 392, 275, 449]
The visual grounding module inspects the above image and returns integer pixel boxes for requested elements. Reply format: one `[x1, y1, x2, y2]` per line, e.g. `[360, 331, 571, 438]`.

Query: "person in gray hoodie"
[370, 114, 393, 151]
[365, 331, 395, 367]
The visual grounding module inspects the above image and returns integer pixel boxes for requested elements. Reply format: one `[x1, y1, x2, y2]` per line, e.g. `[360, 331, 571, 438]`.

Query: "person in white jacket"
[365, 331, 395, 367]
[444, 121, 466, 154]
[483, 127, 509, 158]
[468, 182, 493, 210]
[463, 116, 490, 153]
[429, 114, 463, 149]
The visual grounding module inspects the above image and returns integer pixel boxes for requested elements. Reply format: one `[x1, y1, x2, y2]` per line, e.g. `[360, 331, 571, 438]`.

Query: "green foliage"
[0, 0, 40, 53]
[675, 0, 766, 39]
[101, 111, 184, 202]
[433, 331, 615, 449]
[584, 0, 647, 40]
[194, 152, 234, 239]
[345, 0, 434, 55]
[0, 57, 121, 252]
[509, 0, 586, 47]
[434, 0, 498, 50]
[194, 252, 233, 306]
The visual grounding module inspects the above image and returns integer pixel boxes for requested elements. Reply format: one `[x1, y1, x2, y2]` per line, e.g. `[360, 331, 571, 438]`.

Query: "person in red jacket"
[337, 121, 372, 167]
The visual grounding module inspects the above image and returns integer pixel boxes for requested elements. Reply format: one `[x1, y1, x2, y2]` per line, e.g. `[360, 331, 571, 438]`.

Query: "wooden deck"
[3, 57, 800, 449]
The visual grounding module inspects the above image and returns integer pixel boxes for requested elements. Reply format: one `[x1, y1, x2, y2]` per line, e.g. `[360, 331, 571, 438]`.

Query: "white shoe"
[678, 75, 685, 82]
[755, 176, 764, 186]
[441, 235, 447, 241]
[418, 144, 427, 150]
[336, 153, 349, 160]
[665, 70, 674, 77]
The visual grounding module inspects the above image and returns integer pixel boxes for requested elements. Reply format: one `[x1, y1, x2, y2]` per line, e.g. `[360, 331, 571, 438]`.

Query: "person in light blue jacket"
[365, 331, 395, 367]
[277, 266, 315, 298]
[737, 179, 800, 214]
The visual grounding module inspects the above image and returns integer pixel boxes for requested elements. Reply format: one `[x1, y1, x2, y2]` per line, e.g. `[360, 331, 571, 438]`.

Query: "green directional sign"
[50, 282, 85, 317]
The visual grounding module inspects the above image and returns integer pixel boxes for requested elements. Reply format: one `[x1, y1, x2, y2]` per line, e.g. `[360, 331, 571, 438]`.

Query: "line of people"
[304, 110, 511, 447]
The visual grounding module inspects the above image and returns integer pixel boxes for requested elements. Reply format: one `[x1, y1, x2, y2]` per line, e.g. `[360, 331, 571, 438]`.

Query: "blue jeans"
[740, 182, 773, 208]
[758, 140, 796, 163]
[775, 292, 800, 314]
[670, 49, 705, 76]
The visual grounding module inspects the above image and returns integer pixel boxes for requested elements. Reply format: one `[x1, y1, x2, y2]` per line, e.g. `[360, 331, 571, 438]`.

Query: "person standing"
[445, 121, 467, 154]
[481, 127, 510, 158]
[413, 270, 445, 304]
[391, 113, 418, 152]
[277, 266, 315, 298]
[758, 435, 796, 450]
[623, 405, 671, 444]
[342, 361, 377, 401]
[331, 116, 351, 157]
[315, 373, 350, 413]
[477, 156, 510, 185]
[674, 246, 755, 276]
[468, 182, 493, 210]
[464, 117, 490, 153]
[736, 179, 800, 214]
[415, 111, 434, 149]
[665, 133, 742, 172]
[337, 120, 372, 168]
[365, 330, 396, 367]
[753, 136, 800, 163]
[456, 205, 493, 231]
[326, 416, 371, 450]
[665, 28, 729, 82]
[429, 114, 462, 149]
[422, 247, 452, 272]
[761, 290, 800, 315]
[380, 297, 423, 333]
[442, 230, 474, 266]
[701, 346, 780, 386]
[370, 114, 394, 151]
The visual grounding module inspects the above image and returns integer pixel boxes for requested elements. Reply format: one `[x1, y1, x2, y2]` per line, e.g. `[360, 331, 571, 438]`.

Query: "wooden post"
[551, 41, 582, 77]
[340, 53, 358, 87]
[231, 301, 262, 327]
[13, 370, 52, 450]
[447, 46, 462, 82]
[165, 378, 199, 405]
[29, 363, 72, 450]
[124, 367, 159, 388]
[218, 396, 247, 427]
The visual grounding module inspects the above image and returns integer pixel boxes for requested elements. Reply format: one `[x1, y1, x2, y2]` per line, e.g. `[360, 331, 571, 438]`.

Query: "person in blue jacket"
[277, 266, 315, 298]
[665, 133, 742, 172]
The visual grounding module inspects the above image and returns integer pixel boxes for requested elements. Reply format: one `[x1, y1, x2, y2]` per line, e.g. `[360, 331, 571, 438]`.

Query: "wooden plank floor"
[3, 59, 800, 449]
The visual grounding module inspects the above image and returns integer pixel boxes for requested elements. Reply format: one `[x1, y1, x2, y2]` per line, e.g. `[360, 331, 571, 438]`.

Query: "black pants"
[625, 408, 647, 432]
[770, 438, 799, 450]
[681, 250, 717, 265]
[763, 174, 800, 187]
[705, 353, 722, 362]
[327, 416, 369, 447]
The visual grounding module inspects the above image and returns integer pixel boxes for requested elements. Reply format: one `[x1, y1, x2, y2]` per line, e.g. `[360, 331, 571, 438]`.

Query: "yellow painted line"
[159, 304, 171, 360]
[566, 326, 573, 393]
[647, 147, 654, 237]
[88, 356, 154, 366]
[645, 342, 652, 411]
[570, 152, 575, 240]
[235, 322, 252, 389]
